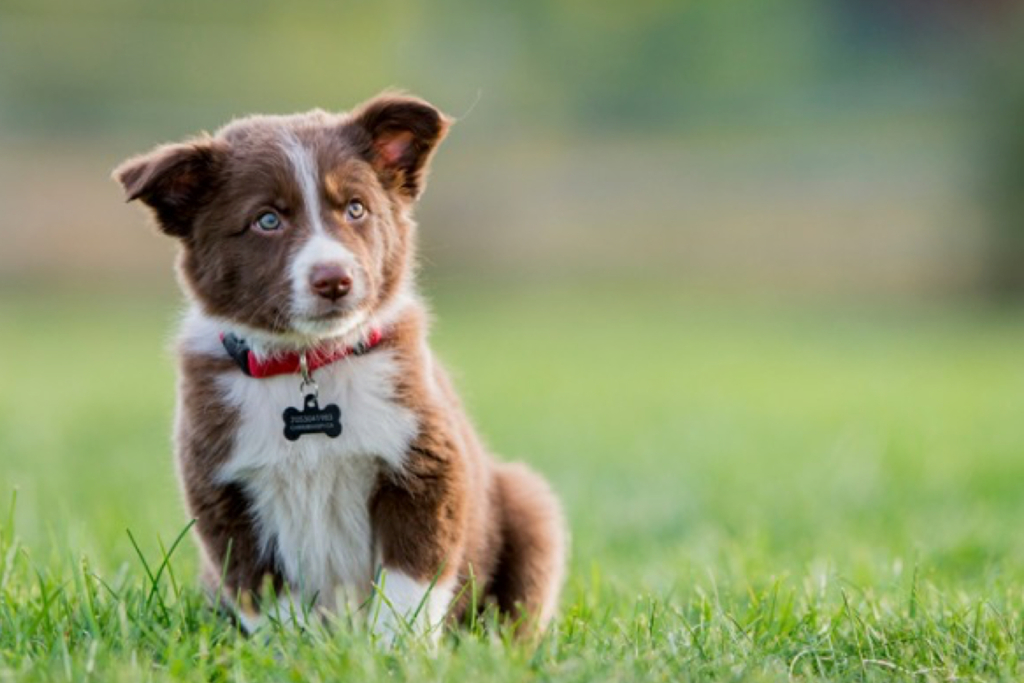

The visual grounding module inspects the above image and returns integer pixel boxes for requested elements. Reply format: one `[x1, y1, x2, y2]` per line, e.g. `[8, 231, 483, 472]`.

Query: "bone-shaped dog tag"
[282, 394, 342, 441]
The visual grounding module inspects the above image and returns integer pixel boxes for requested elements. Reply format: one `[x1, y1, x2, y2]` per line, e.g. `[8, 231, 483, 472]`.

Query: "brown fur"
[114, 92, 567, 636]
[177, 354, 284, 604]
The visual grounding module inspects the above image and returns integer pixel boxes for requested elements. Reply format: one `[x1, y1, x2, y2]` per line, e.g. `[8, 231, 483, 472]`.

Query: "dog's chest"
[215, 350, 418, 602]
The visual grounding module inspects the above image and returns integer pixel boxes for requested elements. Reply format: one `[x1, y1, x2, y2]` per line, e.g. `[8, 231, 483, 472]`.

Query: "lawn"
[2, 280, 1024, 681]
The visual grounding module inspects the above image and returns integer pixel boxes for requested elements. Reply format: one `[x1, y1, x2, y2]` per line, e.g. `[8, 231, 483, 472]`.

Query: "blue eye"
[346, 199, 366, 221]
[254, 211, 282, 232]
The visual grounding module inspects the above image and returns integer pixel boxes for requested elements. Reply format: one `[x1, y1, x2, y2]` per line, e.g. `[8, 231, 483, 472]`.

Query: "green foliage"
[2, 283, 1024, 680]
[0, 0, 935, 136]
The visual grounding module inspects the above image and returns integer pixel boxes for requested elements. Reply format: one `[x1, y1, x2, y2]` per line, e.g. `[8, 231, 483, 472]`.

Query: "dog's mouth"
[291, 305, 368, 339]
[307, 307, 350, 322]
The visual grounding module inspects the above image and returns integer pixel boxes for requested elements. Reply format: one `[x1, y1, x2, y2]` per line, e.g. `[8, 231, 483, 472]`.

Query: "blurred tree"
[981, 20, 1024, 296]
[832, 0, 1024, 296]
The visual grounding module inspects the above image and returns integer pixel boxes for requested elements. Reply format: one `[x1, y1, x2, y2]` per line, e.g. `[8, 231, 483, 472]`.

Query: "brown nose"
[309, 264, 353, 301]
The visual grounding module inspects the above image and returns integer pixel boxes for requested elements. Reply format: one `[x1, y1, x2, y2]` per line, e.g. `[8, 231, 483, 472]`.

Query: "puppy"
[114, 92, 566, 641]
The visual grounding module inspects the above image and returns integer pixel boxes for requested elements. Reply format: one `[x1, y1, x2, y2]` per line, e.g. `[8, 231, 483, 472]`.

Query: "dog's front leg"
[369, 438, 467, 646]
[186, 480, 285, 633]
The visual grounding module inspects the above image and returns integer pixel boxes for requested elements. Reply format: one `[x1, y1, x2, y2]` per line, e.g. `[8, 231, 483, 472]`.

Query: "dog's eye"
[253, 211, 282, 232]
[346, 199, 366, 221]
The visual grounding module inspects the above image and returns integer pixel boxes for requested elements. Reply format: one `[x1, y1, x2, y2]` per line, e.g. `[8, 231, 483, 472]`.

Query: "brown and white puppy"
[113, 93, 566, 641]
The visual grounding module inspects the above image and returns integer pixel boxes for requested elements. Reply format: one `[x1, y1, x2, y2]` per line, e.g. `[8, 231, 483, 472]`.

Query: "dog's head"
[114, 93, 449, 343]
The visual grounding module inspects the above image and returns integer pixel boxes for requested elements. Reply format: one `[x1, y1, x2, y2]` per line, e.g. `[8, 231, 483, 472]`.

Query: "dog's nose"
[309, 264, 353, 301]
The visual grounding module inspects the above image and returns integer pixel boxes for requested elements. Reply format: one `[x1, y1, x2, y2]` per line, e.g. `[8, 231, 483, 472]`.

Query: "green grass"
[3, 281, 1024, 681]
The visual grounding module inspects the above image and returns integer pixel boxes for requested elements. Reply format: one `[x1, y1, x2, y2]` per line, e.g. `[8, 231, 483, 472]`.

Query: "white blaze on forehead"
[281, 130, 326, 235]
[280, 128, 365, 329]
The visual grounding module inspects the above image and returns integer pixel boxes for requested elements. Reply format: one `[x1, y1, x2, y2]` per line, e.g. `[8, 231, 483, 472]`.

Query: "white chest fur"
[182, 311, 419, 608]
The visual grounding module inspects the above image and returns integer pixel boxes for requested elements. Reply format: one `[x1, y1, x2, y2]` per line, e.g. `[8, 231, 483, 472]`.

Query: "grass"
[2, 279, 1024, 681]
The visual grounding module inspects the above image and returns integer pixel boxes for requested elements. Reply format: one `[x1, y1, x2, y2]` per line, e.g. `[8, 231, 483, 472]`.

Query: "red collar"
[219, 329, 385, 379]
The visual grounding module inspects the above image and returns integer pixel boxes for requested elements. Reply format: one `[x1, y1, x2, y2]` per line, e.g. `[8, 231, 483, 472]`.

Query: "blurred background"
[2, 0, 1024, 296]
[3, 0, 1024, 589]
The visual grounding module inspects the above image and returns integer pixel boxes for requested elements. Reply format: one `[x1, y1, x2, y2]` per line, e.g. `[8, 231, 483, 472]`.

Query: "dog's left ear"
[350, 93, 451, 201]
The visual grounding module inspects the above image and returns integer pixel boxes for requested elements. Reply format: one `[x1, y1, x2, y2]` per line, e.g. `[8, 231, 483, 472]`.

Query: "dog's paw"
[234, 593, 315, 636]
[369, 571, 452, 648]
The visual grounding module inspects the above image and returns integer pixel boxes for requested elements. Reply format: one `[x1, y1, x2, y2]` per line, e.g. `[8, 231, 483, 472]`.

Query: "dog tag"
[282, 394, 342, 441]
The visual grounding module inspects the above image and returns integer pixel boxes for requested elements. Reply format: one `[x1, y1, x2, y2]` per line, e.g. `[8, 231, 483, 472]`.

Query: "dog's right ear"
[113, 139, 224, 238]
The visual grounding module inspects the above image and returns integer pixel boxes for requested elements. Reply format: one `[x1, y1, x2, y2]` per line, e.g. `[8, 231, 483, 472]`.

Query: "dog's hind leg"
[488, 462, 568, 636]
